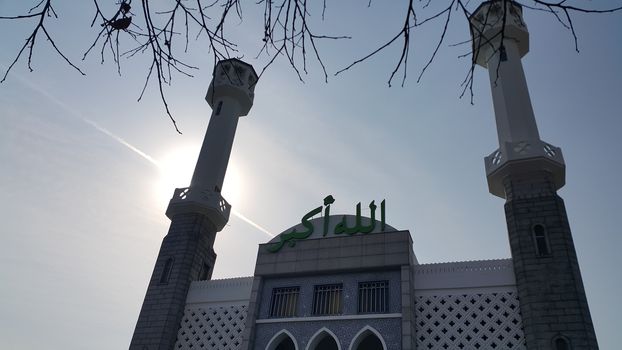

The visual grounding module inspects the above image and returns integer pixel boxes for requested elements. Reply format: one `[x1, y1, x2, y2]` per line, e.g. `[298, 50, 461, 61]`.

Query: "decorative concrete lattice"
[174, 305, 247, 350]
[415, 292, 526, 350]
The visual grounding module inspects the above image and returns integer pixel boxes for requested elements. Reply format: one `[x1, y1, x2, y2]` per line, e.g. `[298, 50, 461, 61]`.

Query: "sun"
[153, 144, 244, 210]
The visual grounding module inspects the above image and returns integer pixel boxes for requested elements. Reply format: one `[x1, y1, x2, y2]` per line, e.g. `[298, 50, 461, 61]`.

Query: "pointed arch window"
[532, 224, 551, 256]
[348, 327, 386, 350]
[266, 330, 298, 350]
[306, 328, 340, 350]
[356, 334, 383, 350]
[553, 335, 571, 350]
[275, 337, 296, 350]
[160, 257, 174, 284]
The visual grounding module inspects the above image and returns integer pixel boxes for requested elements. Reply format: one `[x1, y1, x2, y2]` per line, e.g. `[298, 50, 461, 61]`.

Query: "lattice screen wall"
[174, 305, 247, 350]
[415, 292, 526, 350]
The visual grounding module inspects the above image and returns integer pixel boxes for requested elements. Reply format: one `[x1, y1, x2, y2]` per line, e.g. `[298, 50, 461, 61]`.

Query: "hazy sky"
[1, 1, 621, 349]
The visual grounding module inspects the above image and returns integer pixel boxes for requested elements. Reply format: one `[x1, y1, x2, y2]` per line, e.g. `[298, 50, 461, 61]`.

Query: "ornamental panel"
[415, 292, 525, 350]
[174, 305, 247, 350]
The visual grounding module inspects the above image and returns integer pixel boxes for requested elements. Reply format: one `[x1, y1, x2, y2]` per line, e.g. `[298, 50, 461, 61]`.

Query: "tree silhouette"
[1, 0, 620, 133]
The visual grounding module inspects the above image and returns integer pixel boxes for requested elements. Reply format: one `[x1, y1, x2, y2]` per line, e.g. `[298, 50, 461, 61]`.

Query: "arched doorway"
[355, 334, 383, 350]
[275, 337, 296, 350]
[348, 327, 387, 350]
[266, 330, 298, 350]
[314, 336, 338, 350]
[306, 328, 341, 350]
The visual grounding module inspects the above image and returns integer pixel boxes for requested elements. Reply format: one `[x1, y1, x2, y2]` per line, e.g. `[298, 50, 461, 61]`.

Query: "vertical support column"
[239, 276, 263, 350]
[401, 265, 416, 350]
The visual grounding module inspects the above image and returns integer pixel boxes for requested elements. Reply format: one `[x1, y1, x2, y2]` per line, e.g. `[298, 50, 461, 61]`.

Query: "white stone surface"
[167, 59, 258, 230]
[413, 259, 516, 294]
[174, 277, 254, 350]
[469, 1, 565, 197]
[186, 276, 254, 308]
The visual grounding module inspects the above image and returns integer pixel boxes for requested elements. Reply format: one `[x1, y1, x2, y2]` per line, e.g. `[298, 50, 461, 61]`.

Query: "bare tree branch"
[1, 0, 621, 130]
[1, 0, 85, 83]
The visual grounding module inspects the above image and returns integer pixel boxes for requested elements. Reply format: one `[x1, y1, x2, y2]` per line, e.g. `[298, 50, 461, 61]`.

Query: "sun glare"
[154, 145, 198, 209]
[154, 145, 244, 211]
[222, 160, 243, 208]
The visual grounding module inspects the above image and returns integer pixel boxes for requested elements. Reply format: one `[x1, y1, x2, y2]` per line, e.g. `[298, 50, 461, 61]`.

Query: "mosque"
[128, 1, 598, 349]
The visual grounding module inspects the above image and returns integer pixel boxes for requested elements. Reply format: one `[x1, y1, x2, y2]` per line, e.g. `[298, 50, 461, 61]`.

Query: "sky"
[0, 1, 621, 349]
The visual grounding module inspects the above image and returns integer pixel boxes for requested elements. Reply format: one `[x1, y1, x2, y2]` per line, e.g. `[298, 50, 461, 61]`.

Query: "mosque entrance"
[312, 336, 338, 350]
[354, 333, 383, 350]
[274, 336, 295, 350]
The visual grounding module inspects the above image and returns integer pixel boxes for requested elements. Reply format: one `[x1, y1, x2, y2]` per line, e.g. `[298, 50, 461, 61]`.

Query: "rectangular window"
[312, 284, 343, 315]
[269, 287, 300, 318]
[358, 281, 389, 314]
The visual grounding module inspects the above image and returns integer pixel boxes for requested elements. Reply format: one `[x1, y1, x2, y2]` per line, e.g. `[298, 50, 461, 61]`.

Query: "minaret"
[130, 59, 258, 350]
[470, 1, 598, 349]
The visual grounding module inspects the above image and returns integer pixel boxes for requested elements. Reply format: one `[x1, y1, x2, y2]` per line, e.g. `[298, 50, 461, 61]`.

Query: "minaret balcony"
[206, 58, 259, 116]
[485, 140, 565, 198]
[166, 187, 231, 231]
[469, 0, 529, 67]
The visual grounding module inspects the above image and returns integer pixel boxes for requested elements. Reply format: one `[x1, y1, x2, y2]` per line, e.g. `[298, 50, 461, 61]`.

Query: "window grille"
[312, 284, 343, 315]
[358, 281, 389, 313]
[269, 287, 300, 318]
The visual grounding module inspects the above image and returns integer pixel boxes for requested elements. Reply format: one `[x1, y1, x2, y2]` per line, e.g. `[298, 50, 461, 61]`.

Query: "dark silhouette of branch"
[1, 0, 621, 130]
[0, 0, 85, 83]
[256, 0, 350, 83]
[335, 0, 416, 87]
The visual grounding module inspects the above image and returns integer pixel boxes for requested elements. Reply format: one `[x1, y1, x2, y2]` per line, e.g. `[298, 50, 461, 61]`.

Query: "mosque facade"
[129, 1, 598, 349]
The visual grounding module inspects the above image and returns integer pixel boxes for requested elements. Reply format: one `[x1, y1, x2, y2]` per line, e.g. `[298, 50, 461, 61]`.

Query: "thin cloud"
[83, 118, 161, 168]
[9, 69, 273, 238]
[232, 210, 275, 237]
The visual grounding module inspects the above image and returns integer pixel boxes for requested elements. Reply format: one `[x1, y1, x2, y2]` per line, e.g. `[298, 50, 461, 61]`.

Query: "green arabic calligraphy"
[267, 195, 386, 253]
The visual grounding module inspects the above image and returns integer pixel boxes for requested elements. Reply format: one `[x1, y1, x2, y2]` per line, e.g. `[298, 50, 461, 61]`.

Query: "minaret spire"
[190, 59, 257, 192]
[470, 2, 598, 349]
[470, 0, 564, 198]
[130, 58, 258, 350]
[167, 58, 258, 231]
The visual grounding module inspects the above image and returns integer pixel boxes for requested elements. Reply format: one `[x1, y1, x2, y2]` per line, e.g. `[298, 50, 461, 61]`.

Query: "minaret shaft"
[503, 171, 598, 349]
[487, 40, 540, 145]
[191, 96, 242, 191]
[470, 1, 598, 349]
[130, 59, 258, 350]
[471, 0, 565, 198]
